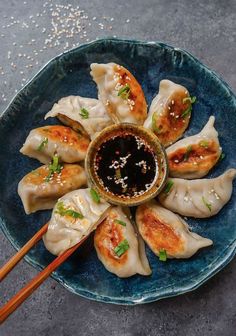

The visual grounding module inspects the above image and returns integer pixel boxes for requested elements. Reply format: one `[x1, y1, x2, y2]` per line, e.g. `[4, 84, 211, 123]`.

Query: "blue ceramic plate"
[0, 38, 236, 305]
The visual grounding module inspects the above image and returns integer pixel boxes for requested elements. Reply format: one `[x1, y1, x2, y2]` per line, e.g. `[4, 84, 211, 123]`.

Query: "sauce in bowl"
[86, 123, 168, 206]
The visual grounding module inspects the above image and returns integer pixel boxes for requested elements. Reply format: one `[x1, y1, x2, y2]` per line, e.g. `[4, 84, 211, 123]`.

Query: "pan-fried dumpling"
[90, 63, 147, 125]
[45, 96, 112, 138]
[136, 200, 213, 259]
[144, 80, 194, 147]
[43, 188, 111, 255]
[158, 169, 236, 218]
[94, 206, 151, 278]
[167, 116, 221, 179]
[18, 164, 87, 214]
[20, 125, 90, 164]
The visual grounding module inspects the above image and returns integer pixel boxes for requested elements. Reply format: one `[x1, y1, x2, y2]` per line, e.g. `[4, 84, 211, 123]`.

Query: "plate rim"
[0, 37, 236, 305]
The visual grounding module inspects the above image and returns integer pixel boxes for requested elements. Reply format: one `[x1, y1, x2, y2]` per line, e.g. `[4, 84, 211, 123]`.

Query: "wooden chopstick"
[0, 229, 87, 324]
[0, 223, 49, 282]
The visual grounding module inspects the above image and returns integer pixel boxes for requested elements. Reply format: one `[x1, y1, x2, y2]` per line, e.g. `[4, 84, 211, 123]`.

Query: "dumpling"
[20, 125, 90, 164]
[43, 188, 111, 255]
[167, 116, 221, 179]
[158, 169, 236, 218]
[144, 79, 194, 147]
[136, 200, 213, 259]
[90, 63, 147, 124]
[18, 164, 87, 214]
[94, 206, 151, 278]
[45, 96, 112, 138]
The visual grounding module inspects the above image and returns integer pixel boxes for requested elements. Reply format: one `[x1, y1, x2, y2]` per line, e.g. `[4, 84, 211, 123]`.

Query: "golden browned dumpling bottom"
[113, 64, 147, 124]
[153, 90, 191, 147]
[137, 204, 184, 255]
[168, 141, 220, 177]
[94, 211, 128, 267]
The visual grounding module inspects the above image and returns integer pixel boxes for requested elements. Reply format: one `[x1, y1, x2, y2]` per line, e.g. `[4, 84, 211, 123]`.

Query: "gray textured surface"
[0, 0, 236, 335]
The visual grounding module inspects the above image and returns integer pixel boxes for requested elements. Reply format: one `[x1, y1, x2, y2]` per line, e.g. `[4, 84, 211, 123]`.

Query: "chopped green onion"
[45, 155, 62, 182]
[90, 188, 100, 203]
[64, 209, 84, 218]
[219, 152, 225, 162]
[114, 239, 129, 257]
[37, 137, 48, 151]
[202, 196, 212, 212]
[152, 112, 161, 134]
[118, 84, 130, 99]
[181, 105, 192, 118]
[183, 96, 197, 104]
[199, 140, 209, 148]
[163, 180, 174, 194]
[55, 201, 84, 219]
[49, 155, 61, 172]
[159, 249, 167, 262]
[181, 96, 196, 118]
[184, 145, 193, 161]
[114, 219, 127, 227]
[79, 108, 89, 119]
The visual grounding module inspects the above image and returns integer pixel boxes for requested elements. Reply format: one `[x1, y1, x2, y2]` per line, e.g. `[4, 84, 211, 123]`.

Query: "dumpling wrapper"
[43, 188, 111, 256]
[90, 63, 147, 125]
[94, 206, 151, 278]
[44, 96, 112, 138]
[144, 79, 192, 147]
[20, 125, 90, 164]
[136, 200, 213, 259]
[167, 116, 221, 179]
[18, 164, 87, 214]
[158, 169, 236, 218]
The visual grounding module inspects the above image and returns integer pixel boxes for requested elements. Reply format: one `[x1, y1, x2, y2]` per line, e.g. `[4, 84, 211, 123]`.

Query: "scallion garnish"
[118, 84, 130, 100]
[114, 219, 127, 227]
[163, 180, 174, 194]
[55, 201, 84, 219]
[199, 140, 209, 148]
[79, 108, 89, 119]
[184, 145, 193, 161]
[152, 112, 161, 134]
[181, 96, 196, 118]
[45, 155, 62, 182]
[202, 196, 212, 212]
[219, 152, 225, 162]
[183, 96, 196, 104]
[114, 239, 129, 257]
[181, 106, 192, 118]
[37, 137, 48, 151]
[90, 188, 100, 203]
[159, 249, 167, 262]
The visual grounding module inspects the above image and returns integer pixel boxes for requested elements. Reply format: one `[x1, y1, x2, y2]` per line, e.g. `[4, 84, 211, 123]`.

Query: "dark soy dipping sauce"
[94, 133, 158, 198]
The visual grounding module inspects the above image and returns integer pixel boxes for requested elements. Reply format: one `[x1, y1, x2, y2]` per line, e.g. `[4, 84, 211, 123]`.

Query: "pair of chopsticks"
[0, 222, 86, 324]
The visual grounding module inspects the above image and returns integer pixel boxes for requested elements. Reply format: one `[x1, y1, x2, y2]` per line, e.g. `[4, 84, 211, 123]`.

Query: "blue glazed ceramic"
[0, 38, 236, 305]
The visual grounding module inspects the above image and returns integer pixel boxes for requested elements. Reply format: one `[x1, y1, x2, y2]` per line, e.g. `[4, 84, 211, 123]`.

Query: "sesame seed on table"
[0, 0, 236, 335]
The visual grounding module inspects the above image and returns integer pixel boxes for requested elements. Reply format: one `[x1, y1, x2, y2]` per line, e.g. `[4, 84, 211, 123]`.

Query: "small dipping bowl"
[85, 123, 168, 206]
